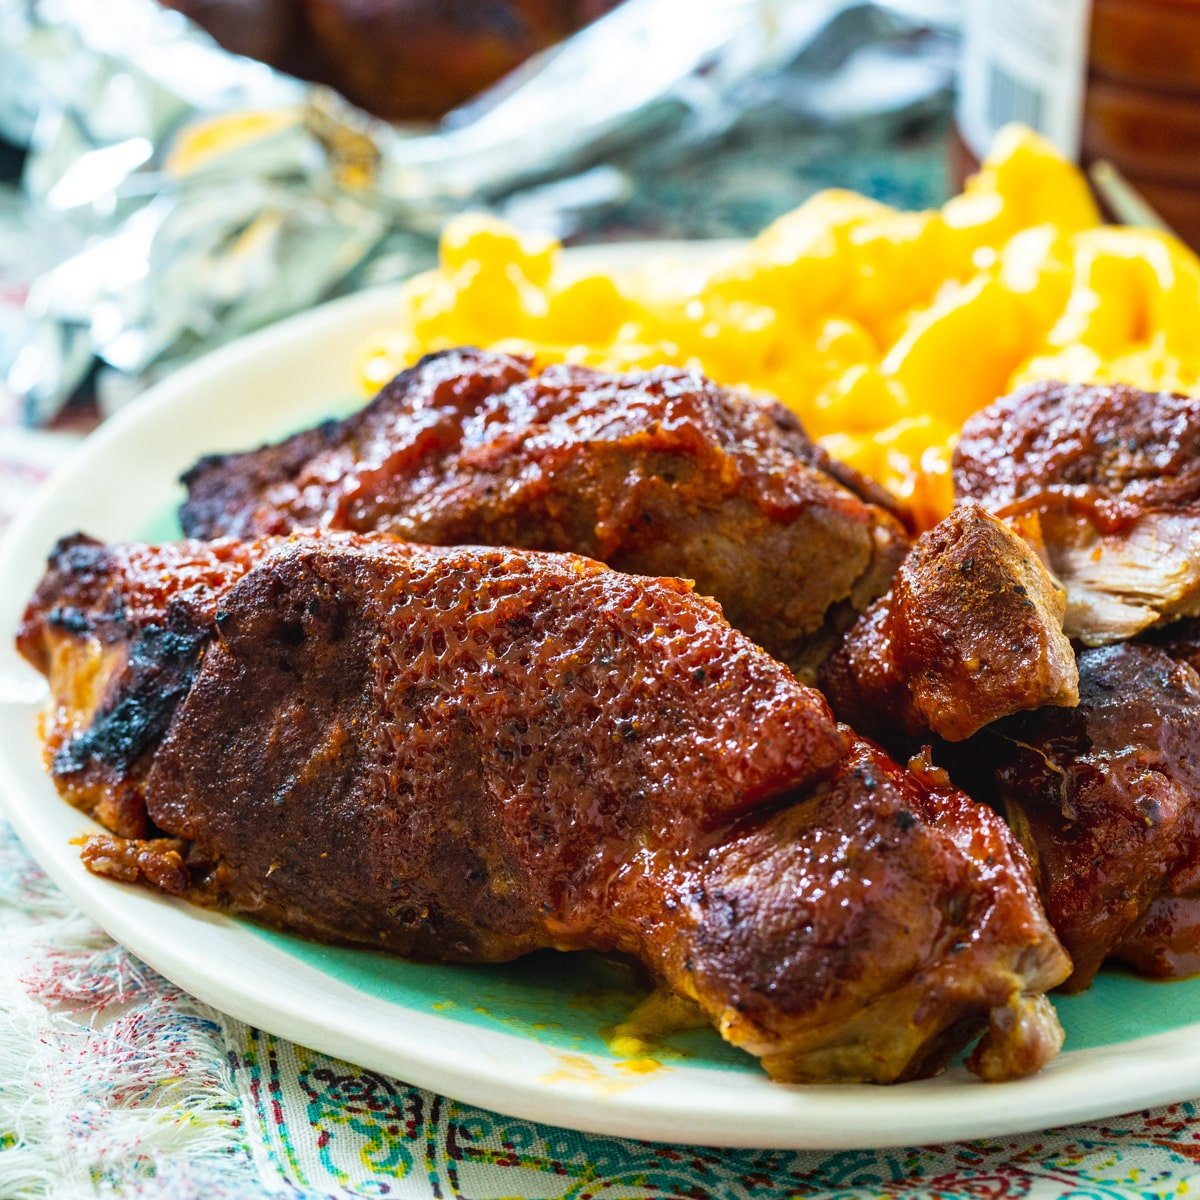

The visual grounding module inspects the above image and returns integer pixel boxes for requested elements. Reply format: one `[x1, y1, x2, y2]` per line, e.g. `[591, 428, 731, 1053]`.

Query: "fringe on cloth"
[0, 823, 277, 1200]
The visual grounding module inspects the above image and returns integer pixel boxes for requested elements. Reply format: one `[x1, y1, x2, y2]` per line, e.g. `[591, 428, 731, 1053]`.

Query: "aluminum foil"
[0, 0, 957, 425]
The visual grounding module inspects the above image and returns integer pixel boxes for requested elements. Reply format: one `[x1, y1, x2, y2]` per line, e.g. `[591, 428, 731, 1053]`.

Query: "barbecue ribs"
[954, 381, 1200, 644]
[948, 379, 1200, 987]
[973, 641, 1200, 990]
[821, 504, 1079, 742]
[19, 535, 263, 838]
[18, 532, 1069, 1083]
[179, 349, 909, 678]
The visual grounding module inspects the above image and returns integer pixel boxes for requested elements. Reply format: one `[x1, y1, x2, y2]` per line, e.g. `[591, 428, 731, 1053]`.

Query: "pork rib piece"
[179, 348, 909, 678]
[821, 504, 1079, 742]
[978, 641, 1200, 990]
[18, 533, 1068, 1083]
[954, 381, 1200, 645]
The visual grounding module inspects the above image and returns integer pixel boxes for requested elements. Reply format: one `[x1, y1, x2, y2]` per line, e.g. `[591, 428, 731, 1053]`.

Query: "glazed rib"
[973, 641, 1200, 990]
[19, 533, 1069, 1083]
[954, 381, 1200, 644]
[179, 348, 909, 677]
[821, 505, 1079, 742]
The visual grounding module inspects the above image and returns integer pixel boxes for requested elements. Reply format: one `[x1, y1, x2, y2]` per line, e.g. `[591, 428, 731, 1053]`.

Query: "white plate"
[2, 258, 1199, 1151]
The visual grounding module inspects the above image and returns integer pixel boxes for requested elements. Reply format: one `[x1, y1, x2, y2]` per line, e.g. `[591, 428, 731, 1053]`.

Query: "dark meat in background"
[160, 0, 624, 121]
[19, 533, 1069, 1084]
[180, 348, 910, 680]
[954, 380, 1200, 645]
[902, 381, 1200, 993]
[821, 504, 1078, 742]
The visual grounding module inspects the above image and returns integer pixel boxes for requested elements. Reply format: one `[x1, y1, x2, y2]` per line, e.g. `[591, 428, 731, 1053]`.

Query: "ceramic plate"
[2, 251, 1199, 1150]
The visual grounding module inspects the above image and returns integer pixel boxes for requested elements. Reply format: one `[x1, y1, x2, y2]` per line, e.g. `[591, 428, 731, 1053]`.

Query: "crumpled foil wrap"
[0, 0, 957, 424]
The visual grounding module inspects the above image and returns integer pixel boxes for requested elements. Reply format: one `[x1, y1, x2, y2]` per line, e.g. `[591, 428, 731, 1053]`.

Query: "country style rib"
[179, 348, 909, 677]
[975, 641, 1200, 990]
[954, 380, 1200, 645]
[18, 532, 1069, 1083]
[821, 504, 1079, 742]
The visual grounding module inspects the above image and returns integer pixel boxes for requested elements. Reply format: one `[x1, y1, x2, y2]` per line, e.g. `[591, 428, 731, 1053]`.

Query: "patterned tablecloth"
[2, 411, 1200, 1200]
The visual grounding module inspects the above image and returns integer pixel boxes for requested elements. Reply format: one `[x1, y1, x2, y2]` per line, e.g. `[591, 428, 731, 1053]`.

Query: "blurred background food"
[161, 0, 625, 120]
[0, 0, 959, 429]
[3, 0, 1200, 533]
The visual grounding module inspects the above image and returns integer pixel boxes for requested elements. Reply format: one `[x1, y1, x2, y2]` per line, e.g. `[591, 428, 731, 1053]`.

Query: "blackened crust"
[52, 608, 210, 776]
